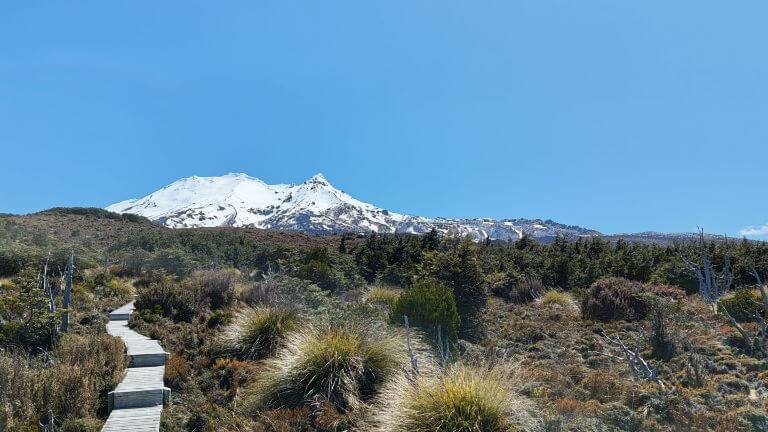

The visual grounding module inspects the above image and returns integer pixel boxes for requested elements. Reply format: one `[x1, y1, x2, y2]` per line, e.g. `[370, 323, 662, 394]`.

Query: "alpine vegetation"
[370, 365, 540, 432]
[242, 323, 408, 426]
[3, 210, 768, 431]
[223, 307, 300, 360]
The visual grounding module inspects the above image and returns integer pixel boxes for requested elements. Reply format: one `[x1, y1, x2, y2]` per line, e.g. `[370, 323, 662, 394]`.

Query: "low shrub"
[135, 278, 197, 322]
[164, 354, 191, 389]
[649, 308, 676, 361]
[239, 275, 333, 312]
[391, 279, 460, 344]
[212, 358, 256, 396]
[224, 308, 299, 360]
[191, 269, 238, 310]
[719, 289, 764, 322]
[647, 284, 686, 301]
[103, 278, 133, 299]
[207, 310, 232, 328]
[373, 366, 536, 432]
[51, 333, 127, 417]
[245, 324, 404, 414]
[582, 278, 650, 322]
[491, 273, 544, 304]
[0, 351, 35, 429]
[579, 371, 624, 403]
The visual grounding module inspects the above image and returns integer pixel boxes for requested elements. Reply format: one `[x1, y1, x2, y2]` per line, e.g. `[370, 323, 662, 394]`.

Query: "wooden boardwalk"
[102, 302, 170, 432]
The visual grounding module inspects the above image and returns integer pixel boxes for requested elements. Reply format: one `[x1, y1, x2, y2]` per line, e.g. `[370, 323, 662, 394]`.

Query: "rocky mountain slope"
[106, 173, 601, 241]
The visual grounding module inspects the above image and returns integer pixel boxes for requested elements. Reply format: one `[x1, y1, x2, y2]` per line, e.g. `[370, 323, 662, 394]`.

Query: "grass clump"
[391, 278, 460, 344]
[245, 324, 404, 415]
[581, 277, 649, 322]
[225, 307, 299, 360]
[538, 290, 574, 308]
[367, 286, 402, 309]
[374, 366, 534, 432]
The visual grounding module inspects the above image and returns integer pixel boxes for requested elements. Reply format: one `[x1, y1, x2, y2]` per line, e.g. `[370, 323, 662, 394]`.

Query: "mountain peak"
[305, 173, 330, 186]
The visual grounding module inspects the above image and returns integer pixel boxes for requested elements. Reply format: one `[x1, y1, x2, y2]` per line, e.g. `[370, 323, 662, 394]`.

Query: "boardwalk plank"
[102, 302, 169, 432]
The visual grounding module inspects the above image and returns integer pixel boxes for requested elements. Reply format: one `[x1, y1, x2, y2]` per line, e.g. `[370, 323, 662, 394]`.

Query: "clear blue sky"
[2, 1, 767, 237]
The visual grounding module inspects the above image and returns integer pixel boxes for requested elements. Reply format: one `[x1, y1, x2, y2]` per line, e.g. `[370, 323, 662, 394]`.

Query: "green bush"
[0, 268, 58, 350]
[719, 289, 764, 322]
[391, 279, 460, 344]
[426, 241, 486, 341]
[135, 278, 197, 322]
[582, 277, 650, 322]
[225, 308, 299, 360]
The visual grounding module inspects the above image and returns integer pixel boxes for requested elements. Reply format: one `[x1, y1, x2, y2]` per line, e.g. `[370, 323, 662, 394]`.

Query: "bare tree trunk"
[722, 306, 753, 354]
[61, 251, 73, 333]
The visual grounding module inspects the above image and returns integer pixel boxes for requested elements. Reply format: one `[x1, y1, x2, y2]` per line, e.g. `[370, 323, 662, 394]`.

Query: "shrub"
[0, 351, 35, 429]
[135, 278, 197, 322]
[373, 366, 536, 432]
[391, 279, 460, 344]
[580, 371, 624, 403]
[103, 278, 133, 299]
[191, 269, 237, 310]
[491, 273, 544, 304]
[207, 310, 232, 328]
[719, 289, 764, 322]
[224, 308, 299, 360]
[427, 241, 486, 341]
[246, 324, 404, 414]
[582, 278, 650, 322]
[647, 284, 686, 301]
[164, 354, 191, 389]
[1, 269, 58, 350]
[649, 308, 676, 361]
[51, 333, 127, 417]
[212, 358, 256, 397]
[34, 363, 97, 422]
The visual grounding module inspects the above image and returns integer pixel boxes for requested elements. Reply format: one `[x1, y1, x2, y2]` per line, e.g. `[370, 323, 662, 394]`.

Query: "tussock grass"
[244, 324, 405, 414]
[372, 365, 539, 432]
[366, 286, 402, 308]
[225, 307, 299, 360]
[537, 291, 578, 312]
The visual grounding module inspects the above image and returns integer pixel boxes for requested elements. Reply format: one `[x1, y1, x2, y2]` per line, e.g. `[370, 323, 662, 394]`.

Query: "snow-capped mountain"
[106, 173, 600, 241]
